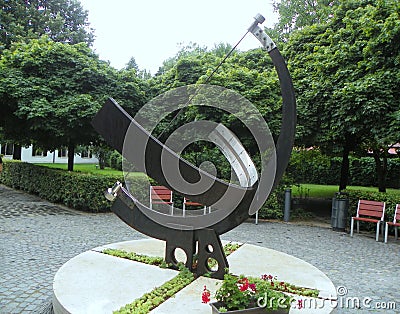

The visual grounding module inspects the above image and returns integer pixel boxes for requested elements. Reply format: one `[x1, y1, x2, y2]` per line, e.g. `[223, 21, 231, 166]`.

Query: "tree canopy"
[273, 0, 339, 38]
[0, 36, 145, 170]
[1, 0, 398, 191]
[284, 0, 400, 190]
[0, 0, 93, 53]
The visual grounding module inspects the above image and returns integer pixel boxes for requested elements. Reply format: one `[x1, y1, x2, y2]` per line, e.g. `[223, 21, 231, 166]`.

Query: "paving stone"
[1, 184, 399, 313]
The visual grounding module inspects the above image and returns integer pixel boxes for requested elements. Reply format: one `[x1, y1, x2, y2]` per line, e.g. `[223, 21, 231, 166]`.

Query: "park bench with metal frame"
[183, 197, 210, 217]
[384, 204, 400, 243]
[350, 200, 385, 241]
[149, 186, 174, 215]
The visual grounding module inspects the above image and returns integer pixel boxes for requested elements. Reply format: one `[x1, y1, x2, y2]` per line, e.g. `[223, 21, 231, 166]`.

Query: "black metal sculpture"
[91, 14, 296, 279]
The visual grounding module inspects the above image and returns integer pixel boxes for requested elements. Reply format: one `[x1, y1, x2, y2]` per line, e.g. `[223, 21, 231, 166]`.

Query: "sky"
[79, 0, 278, 74]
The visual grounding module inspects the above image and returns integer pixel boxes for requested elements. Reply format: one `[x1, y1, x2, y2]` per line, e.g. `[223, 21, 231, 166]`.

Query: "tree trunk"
[67, 143, 75, 171]
[99, 151, 105, 170]
[339, 134, 357, 191]
[339, 145, 350, 191]
[372, 150, 387, 193]
[12, 145, 22, 160]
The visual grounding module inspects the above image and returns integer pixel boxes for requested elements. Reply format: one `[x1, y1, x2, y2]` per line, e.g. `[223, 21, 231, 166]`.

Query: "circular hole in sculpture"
[173, 247, 187, 265]
[205, 244, 214, 253]
[206, 257, 218, 272]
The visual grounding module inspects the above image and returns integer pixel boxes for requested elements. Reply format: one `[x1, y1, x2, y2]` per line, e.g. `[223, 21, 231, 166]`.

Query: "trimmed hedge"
[0, 160, 288, 219]
[287, 149, 400, 188]
[109, 150, 123, 171]
[256, 176, 294, 220]
[0, 161, 149, 212]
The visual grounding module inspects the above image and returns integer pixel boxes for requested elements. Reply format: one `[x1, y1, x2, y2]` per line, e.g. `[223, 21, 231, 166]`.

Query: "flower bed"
[202, 272, 319, 313]
[103, 242, 243, 313]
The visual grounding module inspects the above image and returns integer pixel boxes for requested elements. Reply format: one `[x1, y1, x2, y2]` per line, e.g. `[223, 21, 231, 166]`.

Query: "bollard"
[284, 188, 291, 222]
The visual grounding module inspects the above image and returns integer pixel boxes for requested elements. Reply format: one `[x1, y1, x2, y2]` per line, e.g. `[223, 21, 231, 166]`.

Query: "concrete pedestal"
[53, 239, 336, 314]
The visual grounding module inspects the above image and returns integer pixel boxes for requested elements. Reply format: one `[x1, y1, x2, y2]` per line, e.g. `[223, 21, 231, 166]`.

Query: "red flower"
[202, 285, 211, 303]
[238, 277, 249, 291]
[297, 299, 303, 309]
[249, 283, 257, 292]
[261, 274, 274, 281]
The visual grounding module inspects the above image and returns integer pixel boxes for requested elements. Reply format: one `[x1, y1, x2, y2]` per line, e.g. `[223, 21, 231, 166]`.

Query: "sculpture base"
[52, 239, 336, 314]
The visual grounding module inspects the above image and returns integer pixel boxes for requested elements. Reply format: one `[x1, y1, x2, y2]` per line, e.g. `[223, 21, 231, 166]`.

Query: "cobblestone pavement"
[1, 184, 399, 313]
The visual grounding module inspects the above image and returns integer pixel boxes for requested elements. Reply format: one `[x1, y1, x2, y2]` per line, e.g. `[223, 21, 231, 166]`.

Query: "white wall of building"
[1, 144, 98, 164]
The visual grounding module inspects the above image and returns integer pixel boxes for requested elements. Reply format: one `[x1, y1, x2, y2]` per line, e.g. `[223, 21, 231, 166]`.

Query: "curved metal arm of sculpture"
[91, 15, 295, 278]
[248, 14, 297, 188]
[91, 31, 296, 237]
[92, 98, 258, 233]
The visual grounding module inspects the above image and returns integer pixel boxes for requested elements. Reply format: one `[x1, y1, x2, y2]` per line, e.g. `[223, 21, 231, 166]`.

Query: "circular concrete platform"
[53, 239, 336, 314]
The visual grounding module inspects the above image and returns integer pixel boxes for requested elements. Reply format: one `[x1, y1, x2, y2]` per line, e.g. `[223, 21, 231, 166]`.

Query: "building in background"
[0, 143, 98, 164]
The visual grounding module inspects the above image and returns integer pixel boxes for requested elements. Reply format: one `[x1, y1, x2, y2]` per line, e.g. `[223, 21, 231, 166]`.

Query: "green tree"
[147, 44, 283, 180]
[124, 57, 151, 79]
[0, 0, 93, 52]
[1, 37, 147, 170]
[0, 37, 117, 170]
[0, 0, 95, 159]
[285, 0, 400, 191]
[125, 57, 139, 72]
[273, 0, 338, 39]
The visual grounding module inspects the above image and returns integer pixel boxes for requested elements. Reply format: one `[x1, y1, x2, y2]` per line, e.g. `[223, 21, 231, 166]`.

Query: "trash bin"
[331, 192, 349, 231]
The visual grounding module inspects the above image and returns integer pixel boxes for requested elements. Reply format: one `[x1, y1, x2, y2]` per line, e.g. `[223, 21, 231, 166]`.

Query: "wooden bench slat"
[358, 209, 384, 218]
[152, 191, 171, 195]
[185, 201, 203, 206]
[152, 201, 173, 204]
[358, 204, 384, 211]
[353, 217, 380, 223]
[152, 193, 172, 198]
[152, 190, 171, 194]
[150, 186, 173, 211]
[359, 200, 385, 206]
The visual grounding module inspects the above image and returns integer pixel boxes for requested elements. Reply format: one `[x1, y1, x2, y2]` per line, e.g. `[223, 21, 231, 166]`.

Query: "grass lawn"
[292, 183, 400, 198]
[34, 163, 145, 177]
[34, 163, 399, 199]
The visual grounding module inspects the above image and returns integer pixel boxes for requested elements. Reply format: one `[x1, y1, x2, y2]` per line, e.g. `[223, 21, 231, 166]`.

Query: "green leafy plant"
[115, 265, 195, 314]
[0, 161, 151, 212]
[104, 243, 243, 313]
[259, 274, 319, 297]
[223, 242, 241, 255]
[215, 273, 258, 310]
[103, 249, 166, 267]
[205, 272, 319, 312]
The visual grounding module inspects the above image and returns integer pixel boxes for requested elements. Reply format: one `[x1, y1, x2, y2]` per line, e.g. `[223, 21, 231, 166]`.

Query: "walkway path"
[0, 184, 399, 313]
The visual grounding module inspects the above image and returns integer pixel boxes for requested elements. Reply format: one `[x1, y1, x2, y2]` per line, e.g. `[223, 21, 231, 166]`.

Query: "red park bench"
[149, 186, 174, 215]
[183, 197, 210, 217]
[384, 204, 400, 243]
[350, 200, 385, 242]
